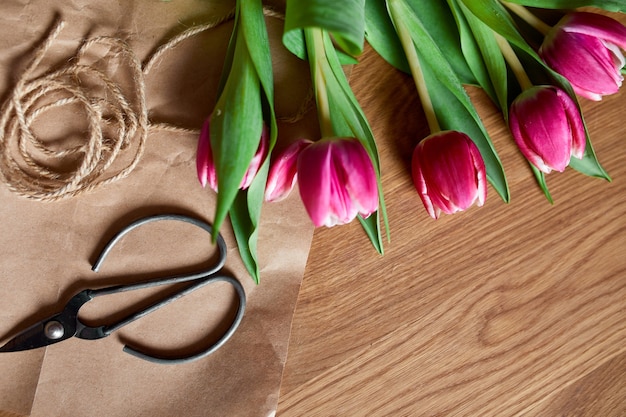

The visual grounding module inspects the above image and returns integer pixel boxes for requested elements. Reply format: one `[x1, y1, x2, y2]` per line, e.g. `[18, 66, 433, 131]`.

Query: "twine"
[0, 8, 312, 201]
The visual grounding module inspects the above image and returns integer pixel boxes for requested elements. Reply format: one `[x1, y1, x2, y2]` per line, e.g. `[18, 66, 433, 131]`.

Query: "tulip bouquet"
[196, 0, 626, 282]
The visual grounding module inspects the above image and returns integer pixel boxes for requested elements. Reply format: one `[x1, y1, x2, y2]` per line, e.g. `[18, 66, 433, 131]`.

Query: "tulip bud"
[539, 12, 626, 101]
[509, 86, 585, 174]
[297, 137, 378, 227]
[196, 117, 268, 191]
[265, 139, 313, 202]
[412, 131, 486, 219]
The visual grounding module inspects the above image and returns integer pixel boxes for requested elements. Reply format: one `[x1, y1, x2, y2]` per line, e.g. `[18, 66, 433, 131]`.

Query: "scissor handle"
[92, 213, 227, 276]
[121, 274, 245, 364]
[80, 213, 246, 364]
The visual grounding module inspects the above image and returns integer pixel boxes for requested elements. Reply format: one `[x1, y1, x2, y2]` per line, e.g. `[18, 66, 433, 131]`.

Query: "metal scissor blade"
[0, 322, 47, 352]
[0, 316, 74, 352]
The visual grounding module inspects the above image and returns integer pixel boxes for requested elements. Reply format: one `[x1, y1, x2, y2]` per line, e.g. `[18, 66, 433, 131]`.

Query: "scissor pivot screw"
[44, 321, 65, 340]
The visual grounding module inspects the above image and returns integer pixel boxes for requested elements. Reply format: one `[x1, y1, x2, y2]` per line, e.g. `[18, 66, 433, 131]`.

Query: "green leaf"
[229, 191, 257, 281]
[364, 0, 410, 73]
[403, 0, 476, 85]
[365, 0, 476, 85]
[446, 0, 498, 103]
[281, 26, 360, 65]
[459, 0, 529, 49]
[568, 124, 612, 180]
[387, 0, 510, 202]
[504, 0, 626, 12]
[529, 163, 554, 204]
[229, 161, 271, 284]
[282, 27, 306, 60]
[211, 33, 263, 239]
[358, 213, 383, 254]
[234, 0, 278, 283]
[454, 0, 509, 113]
[284, 0, 366, 57]
[241, 1, 274, 106]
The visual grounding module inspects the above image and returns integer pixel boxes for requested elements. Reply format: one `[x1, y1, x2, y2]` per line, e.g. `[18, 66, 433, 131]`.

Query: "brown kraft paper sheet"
[0, 1, 315, 416]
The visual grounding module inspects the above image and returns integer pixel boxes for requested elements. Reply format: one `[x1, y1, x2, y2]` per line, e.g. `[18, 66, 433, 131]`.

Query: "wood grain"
[0, 411, 25, 417]
[277, 12, 626, 416]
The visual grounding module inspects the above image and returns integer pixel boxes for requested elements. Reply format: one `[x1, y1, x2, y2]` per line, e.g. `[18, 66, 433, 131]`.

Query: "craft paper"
[0, 1, 314, 416]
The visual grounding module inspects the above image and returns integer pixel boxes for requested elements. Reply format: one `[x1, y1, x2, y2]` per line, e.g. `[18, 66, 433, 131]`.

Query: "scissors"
[0, 214, 246, 365]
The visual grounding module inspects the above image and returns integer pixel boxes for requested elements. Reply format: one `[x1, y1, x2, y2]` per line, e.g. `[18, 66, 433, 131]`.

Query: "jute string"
[0, 8, 312, 201]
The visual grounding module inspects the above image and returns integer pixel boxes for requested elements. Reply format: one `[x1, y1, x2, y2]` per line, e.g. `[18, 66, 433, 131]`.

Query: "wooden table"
[277, 26, 626, 416]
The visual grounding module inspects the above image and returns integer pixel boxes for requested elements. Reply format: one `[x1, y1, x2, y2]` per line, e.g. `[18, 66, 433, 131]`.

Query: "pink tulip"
[297, 137, 378, 227]
[265, 139, 313, 202]
[412, 131, 486, 219]
[509, 86, 585, 174]
[539, 11, 626, 101]
[196, 117, 268, 191]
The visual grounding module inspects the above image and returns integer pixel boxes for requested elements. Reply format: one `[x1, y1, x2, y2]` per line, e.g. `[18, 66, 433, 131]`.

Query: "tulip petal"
[196, 121, 210, 188]
[412, 145, 439, 219]
[525, 91, 571, 172]
[426, 133, 479, 213]
[414, 139, 451, 214]
[510, 87, 576, 173]
[469, 141, 487, 207]
[542, 33, 621, 99]
[509, 86, 586, 173]
[240, 124, 269, 189]
[561, 12, 626, 51]
[604, 40, 626, 70]
[556, 88, 586, 160]
[297, 138, 379, 227]
[541, 12, 626, 101]
[196, 117, 270, 192]
[327, 159, 356, 226]
[509, 107, 553, 174]
[196, 118, 218, 190]
[411, 131, 486, 218]
[336, 140, 379, 218]
[297, 141, 333, 227]
[265, 139, 312, 202]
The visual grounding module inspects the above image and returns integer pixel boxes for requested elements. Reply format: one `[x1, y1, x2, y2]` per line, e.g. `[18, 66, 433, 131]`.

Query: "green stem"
[495, 33, 533, 91]
[388, 0, 440, 133]
[502, 1, 551, 36]
[305, 27, 334, 138]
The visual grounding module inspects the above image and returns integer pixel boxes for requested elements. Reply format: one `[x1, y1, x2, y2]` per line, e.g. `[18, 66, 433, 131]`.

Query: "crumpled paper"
[0, 1, 315, 416]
